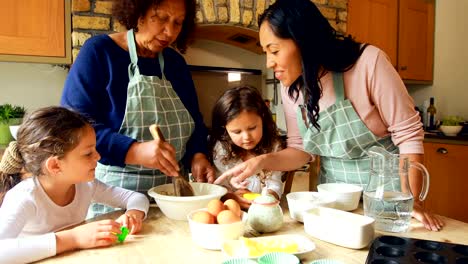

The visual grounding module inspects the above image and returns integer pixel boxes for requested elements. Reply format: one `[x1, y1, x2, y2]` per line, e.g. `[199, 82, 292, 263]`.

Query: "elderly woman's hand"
[125, 140, 179, 176]
[191, 153, 215, 183]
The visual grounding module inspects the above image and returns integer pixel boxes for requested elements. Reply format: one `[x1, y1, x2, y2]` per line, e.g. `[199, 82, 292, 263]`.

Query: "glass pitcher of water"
[363, 146, 430, 232]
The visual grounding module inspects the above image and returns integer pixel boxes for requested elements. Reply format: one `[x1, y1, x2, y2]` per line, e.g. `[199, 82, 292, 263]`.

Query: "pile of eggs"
[192, 199, 242, 224]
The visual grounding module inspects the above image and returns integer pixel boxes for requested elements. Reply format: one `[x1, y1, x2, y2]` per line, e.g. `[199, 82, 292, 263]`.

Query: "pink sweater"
[283, 45, 424, 155]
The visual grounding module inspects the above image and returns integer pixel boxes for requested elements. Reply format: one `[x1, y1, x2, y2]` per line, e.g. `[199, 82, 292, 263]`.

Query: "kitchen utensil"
[147, 182, 227, 220]
[149, 124, 194, 196]
[364, 146, 430, 232]
[303, 206, 375, 249]
[286, 191, 336, 222]
[247, 193, 283, 233]
[439, 125, 463, 136]
[366, 235, 468, 263]
[316, 183, 362, 211]
[187, 208, 247, 250]
[222, 234, 316, 259]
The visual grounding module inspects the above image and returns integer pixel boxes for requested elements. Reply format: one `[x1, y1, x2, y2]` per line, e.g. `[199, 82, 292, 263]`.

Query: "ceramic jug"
[248, 193, 283, 233]
[363, 146, 430, 233]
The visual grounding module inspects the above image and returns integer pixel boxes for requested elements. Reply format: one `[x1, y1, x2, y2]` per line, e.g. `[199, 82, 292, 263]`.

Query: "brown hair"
[0, 107, 91, 204]
[209, 86, 282, 164]
[112, 0, 196, 53]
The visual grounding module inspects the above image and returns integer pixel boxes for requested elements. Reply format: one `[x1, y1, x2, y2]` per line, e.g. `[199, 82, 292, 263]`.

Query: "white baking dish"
[303, 207, 375, 249]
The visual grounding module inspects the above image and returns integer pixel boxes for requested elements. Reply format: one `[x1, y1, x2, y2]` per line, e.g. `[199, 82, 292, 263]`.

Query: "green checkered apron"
[297, 72, 398, 189]
[89, 29, 195, 217]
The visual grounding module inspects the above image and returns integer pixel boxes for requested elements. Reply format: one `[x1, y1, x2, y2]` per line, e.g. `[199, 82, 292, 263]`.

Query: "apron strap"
[332, 72, 345, 102]
[158, 52, 166, 80]
[127, 29, 140, 77]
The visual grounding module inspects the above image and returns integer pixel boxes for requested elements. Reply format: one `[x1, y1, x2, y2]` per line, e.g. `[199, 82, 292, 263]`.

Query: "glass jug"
[363, 146, 430, 232]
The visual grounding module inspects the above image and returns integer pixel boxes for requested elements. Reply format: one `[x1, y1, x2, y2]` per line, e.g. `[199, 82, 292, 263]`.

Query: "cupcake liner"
[309, 259, 345, 264]
[222, 258, 258, 264]
[257, 252, 300, 264]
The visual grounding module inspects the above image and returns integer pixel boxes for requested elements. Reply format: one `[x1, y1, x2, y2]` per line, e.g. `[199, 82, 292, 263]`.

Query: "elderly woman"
[61, 0, 214, 217]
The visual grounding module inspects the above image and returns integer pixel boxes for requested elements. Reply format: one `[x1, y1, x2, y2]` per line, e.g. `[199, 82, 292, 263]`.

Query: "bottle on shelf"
[426, 97, 437, 130]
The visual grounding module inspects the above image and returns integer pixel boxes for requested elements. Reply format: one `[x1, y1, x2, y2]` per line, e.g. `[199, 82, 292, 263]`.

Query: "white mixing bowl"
[148, 182, 227, 221]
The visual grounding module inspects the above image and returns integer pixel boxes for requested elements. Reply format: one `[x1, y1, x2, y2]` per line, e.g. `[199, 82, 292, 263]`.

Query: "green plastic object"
[117, 226, 129, 243]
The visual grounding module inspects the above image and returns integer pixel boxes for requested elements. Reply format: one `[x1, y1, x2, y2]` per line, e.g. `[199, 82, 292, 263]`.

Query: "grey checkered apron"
[89, 29, 195, 217]
[297, 72, 398, 189]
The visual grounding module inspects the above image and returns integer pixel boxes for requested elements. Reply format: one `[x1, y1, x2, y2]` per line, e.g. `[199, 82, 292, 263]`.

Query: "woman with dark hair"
[61, 0, 214, 217]
[215, 0, 443, 230]
[210, 86, 284, 209]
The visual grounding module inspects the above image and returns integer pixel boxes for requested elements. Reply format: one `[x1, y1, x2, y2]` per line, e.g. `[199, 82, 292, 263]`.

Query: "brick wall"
[71, 0, 348, 61]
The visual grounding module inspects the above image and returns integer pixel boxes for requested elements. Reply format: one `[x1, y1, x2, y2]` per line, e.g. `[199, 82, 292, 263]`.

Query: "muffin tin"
[366, 235, 468, 264]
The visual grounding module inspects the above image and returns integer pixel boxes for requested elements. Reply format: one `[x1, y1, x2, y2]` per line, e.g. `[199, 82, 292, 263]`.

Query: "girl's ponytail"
[0, 141, 24, 204]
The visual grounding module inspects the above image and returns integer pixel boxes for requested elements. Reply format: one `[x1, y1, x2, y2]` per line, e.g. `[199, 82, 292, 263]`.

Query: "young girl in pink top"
[215, 0, 443, 231]
[0, 107, 149, 263]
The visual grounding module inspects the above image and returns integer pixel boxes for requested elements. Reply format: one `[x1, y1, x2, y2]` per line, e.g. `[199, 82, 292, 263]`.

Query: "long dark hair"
[258, 0, 367, 129]
[112, 0, 196, 53]
[209, 86, 281, 164]
[0, 107, 91, 204]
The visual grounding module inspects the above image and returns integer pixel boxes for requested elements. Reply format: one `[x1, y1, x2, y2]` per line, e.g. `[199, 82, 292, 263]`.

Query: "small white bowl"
[148, 182, 227, 221]
[9, 125, 20, 140]
[439, 125, 462, 136]
[317, 183, 363, 211]
[303, 207, 375, 249]
[188, 208, 248, 250]
[286, 192, 336, 222]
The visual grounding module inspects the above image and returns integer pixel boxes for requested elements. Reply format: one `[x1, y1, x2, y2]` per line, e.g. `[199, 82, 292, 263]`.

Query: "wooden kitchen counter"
[37, 204, 468, 264]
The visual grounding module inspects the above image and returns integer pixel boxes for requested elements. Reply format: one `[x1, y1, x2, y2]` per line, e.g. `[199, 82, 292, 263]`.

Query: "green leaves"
[0, 104, 26, 123]
[441, 116, 464, 126]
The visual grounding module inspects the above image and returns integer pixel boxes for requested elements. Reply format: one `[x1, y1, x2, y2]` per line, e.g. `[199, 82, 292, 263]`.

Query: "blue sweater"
[61, 35, 208, 168]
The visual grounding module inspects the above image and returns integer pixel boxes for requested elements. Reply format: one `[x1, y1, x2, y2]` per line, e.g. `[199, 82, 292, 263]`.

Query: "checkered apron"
[297, 72, 398, 189]
[89, 29, 195, 217]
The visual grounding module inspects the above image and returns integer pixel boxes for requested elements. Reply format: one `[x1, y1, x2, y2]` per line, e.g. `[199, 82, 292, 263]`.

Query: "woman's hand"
[191, 153, 216, 183]
[116, 209, 145, 234]
[125, 140, 179, 176]
[214, 155, 265, 187]
[412, 202, 444, 231]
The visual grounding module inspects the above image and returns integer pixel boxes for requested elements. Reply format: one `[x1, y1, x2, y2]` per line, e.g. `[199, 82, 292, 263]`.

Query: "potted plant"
[0, 104, 26, 146]
[439, 116, 464, 136]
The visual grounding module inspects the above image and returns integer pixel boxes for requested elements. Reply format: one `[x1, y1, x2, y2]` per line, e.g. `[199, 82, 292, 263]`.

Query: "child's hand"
[224, 190, 252, 209]
[116, 209, 145, 234]
[71, 219, 122, 249]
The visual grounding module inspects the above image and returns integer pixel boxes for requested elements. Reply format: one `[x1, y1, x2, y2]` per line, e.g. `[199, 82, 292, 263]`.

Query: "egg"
[217, 209, 241, 224]
[207, 199, 226, 217]
[192, 211, 216, 224]
[224, 199, 241, 217]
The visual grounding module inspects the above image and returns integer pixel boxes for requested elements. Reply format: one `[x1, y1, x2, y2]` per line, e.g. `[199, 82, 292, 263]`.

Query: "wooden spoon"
[149, 124, 195, 196]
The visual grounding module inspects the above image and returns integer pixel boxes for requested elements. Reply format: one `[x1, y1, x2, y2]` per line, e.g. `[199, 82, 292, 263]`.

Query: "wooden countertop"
[38, 204, 468, 264]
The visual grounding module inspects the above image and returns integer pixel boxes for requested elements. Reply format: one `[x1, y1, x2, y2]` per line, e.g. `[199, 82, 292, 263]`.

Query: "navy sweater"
[61, 35, 208, 168]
